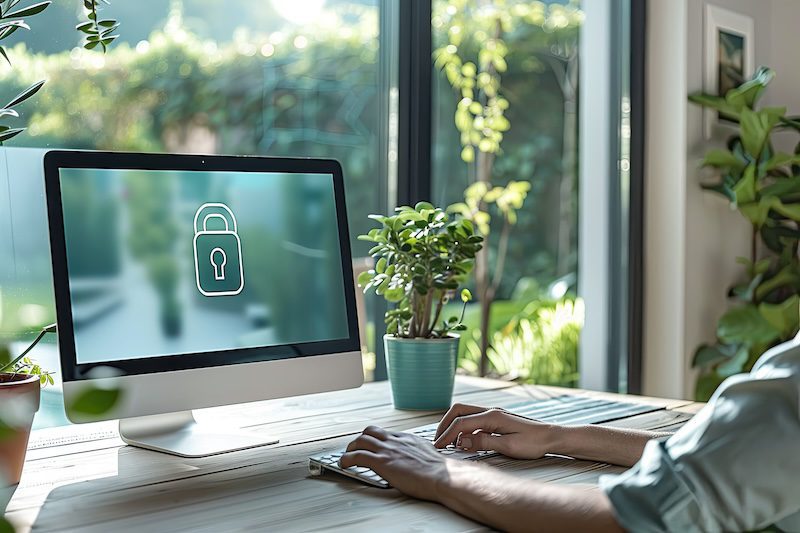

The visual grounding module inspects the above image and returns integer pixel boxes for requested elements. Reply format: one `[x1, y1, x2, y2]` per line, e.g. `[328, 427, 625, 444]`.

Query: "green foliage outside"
[486, 296, 582, 386]
[0, 0, 586, 392]
[432, 0, 582, 375]
[452, 275, 581, 386]
[689, 67, 800, 400]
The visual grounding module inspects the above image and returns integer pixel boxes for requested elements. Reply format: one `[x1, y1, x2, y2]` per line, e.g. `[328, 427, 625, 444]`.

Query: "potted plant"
[358, 202, 482, 410]
[0, 341, 54, 512]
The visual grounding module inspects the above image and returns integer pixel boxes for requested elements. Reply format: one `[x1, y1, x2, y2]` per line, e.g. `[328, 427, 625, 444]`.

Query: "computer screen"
[55, 165, 351, 366]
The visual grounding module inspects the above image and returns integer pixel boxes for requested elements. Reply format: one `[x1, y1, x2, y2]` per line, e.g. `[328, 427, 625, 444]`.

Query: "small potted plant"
[358, 202, 482, 410]
[0, 343, 53, 509]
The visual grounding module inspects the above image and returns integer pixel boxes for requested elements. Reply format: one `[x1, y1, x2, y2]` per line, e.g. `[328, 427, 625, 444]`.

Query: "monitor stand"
[119, 410, 279, 458]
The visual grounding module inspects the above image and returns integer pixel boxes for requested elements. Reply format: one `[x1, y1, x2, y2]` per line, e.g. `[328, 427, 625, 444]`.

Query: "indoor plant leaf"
[732, 163, 757, 205]
[716, 305, 781, 346]
[758, 295, 800, 339]
[692, 343, 738, 368]
[717, 345, 750, 377]
[701, 148, 744, 171]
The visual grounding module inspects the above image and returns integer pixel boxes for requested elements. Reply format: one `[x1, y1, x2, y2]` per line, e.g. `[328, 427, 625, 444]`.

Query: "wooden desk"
[4, 377, 701, 532]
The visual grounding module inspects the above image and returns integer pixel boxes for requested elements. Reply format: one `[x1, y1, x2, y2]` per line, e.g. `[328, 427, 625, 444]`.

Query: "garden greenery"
[357, 202, 482, 339]
[487, 296, 582, 386]
[690, 67, 800, 400]
[433, 0, 582, 375]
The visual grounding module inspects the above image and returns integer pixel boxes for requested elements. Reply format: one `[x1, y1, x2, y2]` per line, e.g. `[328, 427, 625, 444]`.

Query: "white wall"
[644, 0, 799, 399]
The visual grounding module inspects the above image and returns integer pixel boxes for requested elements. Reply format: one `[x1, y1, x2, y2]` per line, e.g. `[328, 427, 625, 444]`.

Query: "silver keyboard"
[308, 395, 663, 488]
[308, 424, 492, 488]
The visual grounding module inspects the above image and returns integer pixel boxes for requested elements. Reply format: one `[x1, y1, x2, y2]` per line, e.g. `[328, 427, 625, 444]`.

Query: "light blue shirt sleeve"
[599, 338, 800, 533]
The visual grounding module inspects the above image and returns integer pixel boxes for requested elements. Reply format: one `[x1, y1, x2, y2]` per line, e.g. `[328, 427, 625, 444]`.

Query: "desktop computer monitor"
[43, 150, 363, 457]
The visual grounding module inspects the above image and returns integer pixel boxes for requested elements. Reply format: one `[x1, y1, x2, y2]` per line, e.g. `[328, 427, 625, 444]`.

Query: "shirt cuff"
[599, 440, 707, 533]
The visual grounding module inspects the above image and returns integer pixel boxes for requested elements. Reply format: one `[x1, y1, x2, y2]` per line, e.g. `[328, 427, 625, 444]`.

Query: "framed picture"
[704, 4, 754, 138]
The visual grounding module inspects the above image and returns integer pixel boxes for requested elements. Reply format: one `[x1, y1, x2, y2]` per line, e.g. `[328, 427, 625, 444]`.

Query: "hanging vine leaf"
[78, 0, 119, 52]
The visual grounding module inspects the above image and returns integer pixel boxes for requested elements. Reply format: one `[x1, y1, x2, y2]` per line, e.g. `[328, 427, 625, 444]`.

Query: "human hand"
[340, 425, 471, 501]
[433, 403, 561, 459]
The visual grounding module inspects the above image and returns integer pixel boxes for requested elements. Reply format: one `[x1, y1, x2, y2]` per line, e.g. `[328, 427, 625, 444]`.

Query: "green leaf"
[701, 148, 744, 171]
[68, 386, 120, 416]
[758, 295, 800, 339]
[762, 152, 800, 173]
[75, 21, 93, 32]
[460, 288, 472, 303]
[0, 20, 30, 32]
[717, 305, 781, 345]
[760, 176, 800, 198]
[356, 270, 373, 287]
[0, 127, 24, 142]
[732, 164, 756, 205]
[375, 257, 386, 274]
[724, 66, 774, 109]
[769, 199, 800, 222]
[739, 199, 772, 227]
[0, 516, 14, 533]
[4, 0, 50, 18]
[414, 201, 434, 212]
[730, 273, 763, 302]
[5, 79, 44, 108]
[756, 265, 800, 300]
[692, 344, 732, 368]
[717, 345, 749, 377]
[688, 92, 740, 119]
[740, 107, 781, 158]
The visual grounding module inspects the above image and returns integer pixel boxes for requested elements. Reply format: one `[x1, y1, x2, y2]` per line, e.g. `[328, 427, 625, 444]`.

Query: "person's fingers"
[339, 450, 382, 469]
[346, 433, 384, 453]
[435, 403, 488, 440]
[434, 409, 507, 448]
[362, 425, 389, 440]
[456, 429, 513, 455]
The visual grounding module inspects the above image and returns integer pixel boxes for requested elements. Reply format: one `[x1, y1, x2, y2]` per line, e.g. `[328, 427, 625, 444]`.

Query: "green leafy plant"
[433, 0, 582, 375]
[0, 0, 119, 144]
[0, 0, 51, 143]
[76, 0, 118, 52]
[357, 202, 483, 338]
[0, 340, 53, 386]
[689, 67, 800, 400]
[449, 180, 530, 371]
[487, 296, 582, 386]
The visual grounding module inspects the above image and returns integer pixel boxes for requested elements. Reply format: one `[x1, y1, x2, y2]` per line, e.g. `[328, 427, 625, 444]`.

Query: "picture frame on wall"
[704, 4, 754, 139]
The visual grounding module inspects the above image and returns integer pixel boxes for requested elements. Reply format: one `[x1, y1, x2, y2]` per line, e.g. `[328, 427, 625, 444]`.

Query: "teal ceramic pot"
[384, 334, 458, 410]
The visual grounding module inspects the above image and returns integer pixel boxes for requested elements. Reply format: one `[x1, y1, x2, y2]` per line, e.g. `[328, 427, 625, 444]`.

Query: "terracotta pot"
[0, 373, 40, 487]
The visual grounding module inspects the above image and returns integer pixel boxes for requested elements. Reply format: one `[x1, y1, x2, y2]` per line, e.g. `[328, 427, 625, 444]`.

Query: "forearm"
[435, 461, 623, 533]
[551, 424, 671, 467]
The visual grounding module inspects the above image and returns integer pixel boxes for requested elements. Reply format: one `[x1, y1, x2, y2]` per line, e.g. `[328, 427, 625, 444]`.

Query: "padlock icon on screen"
[193, 202, 245, 297]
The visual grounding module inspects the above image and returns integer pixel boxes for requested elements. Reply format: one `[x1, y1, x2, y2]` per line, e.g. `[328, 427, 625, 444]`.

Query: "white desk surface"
[4, 376, 701, 532]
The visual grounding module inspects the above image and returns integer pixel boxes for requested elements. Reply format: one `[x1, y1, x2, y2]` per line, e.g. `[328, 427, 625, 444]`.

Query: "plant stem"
[491, 219, 511, 294]
[751, 223, 758, 265]
[0, 327, 48, 373]
[430, 292, 445, 336]
[420, 290, 433, 337]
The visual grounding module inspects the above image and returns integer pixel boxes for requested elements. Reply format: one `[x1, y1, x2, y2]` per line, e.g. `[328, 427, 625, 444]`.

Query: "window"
[430, 0, 583, 386]
[0, 0, 643, 429]
[0, 0, 396, 427]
